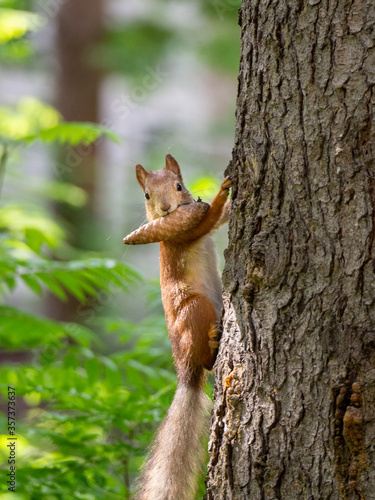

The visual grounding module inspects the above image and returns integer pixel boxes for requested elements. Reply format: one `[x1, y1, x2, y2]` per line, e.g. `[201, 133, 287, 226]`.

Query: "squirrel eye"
[145, 192, 150, 200]
[176, 183, 182, 191]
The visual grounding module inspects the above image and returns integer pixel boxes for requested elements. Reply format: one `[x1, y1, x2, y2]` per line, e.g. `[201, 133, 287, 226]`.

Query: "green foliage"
[0, 90, 168, 498]
[0, 163, 174, 498]
[34, 182, 87, 208]
[199, 0, 241, 74]
[0, 8, 43, 43]
[25, 123, 121, 147]
[199, 21, 240, 74]
[94, 21, 173, 80]
[0, 6, 42, 63]
[0, 9, 173, 499]
[0, 298, 174, 499]
[0, 36, 32, 63]
[188, 175, 221, 200]
[0, 98, 120, 146]
[2, 254, 139, 303]
[0, 205, 65, 251]
[0, 98, 60, 144]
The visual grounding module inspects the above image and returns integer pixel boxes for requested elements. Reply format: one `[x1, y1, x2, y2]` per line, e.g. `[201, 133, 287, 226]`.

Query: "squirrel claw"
[221, 177, 232, 191]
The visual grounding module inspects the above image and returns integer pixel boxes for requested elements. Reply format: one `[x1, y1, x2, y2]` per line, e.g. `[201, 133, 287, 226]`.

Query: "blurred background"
[0, 0, 240, 497]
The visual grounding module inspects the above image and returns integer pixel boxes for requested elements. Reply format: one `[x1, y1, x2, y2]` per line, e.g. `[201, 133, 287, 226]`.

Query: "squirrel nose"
[160, 202, 171, 212]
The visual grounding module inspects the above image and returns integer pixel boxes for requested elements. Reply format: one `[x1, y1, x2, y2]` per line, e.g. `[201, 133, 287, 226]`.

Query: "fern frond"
[10, 258, 140, 302]
[25, 122, 121, 146]
[0, 306, 95, 349]
[0, 305, 66, 349]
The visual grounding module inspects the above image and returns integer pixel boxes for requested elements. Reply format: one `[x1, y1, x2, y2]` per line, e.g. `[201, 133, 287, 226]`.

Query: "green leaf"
[25, 122, 121, 146]
[20, 273, 42, 295]
[52, 271, 88, 303]
[0, 97, 60, 142]
[0, 305, 66, 348]
[35, 181, 88, 207]
[11, 258, 141, 302]
[0, 205, 65, 249]
[85, 358, 101, 384]
[35, 273, 68, 301]
[0, 8, 45, 43]
[0, 99, 120, 147]
[63, 323, 93, 348]
[188, 175, 219, 200]
[94, 21, 173, 80]
[0, 37, 33, 63]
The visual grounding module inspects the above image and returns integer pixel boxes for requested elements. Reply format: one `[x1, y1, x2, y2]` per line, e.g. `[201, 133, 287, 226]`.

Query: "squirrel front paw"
[221, 176, 232, 191]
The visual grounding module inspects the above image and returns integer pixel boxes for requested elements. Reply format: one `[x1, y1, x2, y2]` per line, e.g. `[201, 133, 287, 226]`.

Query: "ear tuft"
[135, 164, 148, 190]
[165, 154, 182, 177]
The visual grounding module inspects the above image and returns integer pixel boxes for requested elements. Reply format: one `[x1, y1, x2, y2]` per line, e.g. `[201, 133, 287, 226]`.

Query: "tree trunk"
[206, 1, 375, 499]
[56, 0, 103, 216]
[47, 0, 104, 322]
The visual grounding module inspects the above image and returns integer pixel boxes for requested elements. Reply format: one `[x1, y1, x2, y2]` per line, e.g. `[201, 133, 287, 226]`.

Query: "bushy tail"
[134, 382, 211, 500]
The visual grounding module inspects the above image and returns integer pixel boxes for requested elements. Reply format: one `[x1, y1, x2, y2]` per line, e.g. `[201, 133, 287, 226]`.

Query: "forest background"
[0, 0, 240, 498]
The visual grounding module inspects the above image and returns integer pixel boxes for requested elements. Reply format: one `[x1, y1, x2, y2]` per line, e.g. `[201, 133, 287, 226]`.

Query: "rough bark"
[206, 1, 375, 499]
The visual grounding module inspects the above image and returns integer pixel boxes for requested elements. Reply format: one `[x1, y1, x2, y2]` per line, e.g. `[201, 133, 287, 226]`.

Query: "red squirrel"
[123, 154, 231, 500]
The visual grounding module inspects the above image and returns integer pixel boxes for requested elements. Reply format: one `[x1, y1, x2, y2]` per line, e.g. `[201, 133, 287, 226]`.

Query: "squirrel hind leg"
[174, 294, 219, 374]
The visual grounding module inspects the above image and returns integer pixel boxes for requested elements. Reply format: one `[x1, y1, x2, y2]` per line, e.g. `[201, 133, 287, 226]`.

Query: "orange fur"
[123, 155, 231, 499]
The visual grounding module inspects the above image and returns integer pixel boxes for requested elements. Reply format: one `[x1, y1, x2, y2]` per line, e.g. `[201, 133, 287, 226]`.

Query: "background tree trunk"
[48, 0, 104, 322]
[56, 0, 103, 210]
[206, 1, 375, 498]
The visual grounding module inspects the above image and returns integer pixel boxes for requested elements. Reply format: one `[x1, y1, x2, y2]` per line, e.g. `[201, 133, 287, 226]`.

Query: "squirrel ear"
[135, 164, 148, 190]
[165, 154, 182, 177]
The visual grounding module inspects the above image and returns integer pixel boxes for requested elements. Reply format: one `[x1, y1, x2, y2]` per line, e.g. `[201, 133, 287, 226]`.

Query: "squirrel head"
[135, 154, 194, 221]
